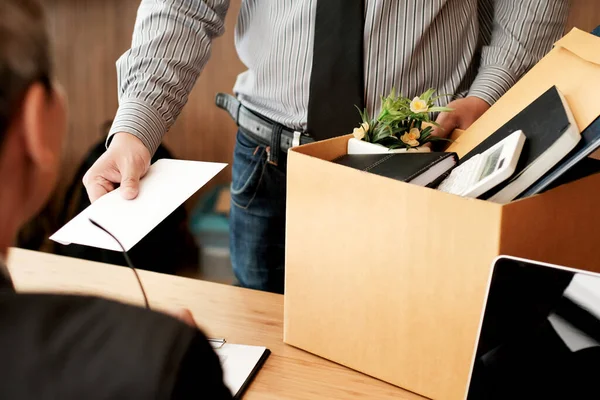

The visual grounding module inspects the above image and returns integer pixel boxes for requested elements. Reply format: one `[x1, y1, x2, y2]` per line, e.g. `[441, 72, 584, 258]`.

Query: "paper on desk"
[50, 159, 226, 252]
[212, 343, 270, 397]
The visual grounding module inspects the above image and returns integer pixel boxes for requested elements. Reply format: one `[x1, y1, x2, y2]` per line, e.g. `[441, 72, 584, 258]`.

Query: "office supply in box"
[458, 86, 580, 203]
[438, 130, 526, 198]
[518, 115, 600, 198]
[333, 152, 457, 187]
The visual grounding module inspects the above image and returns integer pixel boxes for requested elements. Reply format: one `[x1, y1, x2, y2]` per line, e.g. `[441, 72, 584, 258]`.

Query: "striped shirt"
[110, 0, 569, 154]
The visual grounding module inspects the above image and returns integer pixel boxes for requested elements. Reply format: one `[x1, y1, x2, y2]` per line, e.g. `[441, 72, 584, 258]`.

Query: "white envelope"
[50, 159, 227, 252]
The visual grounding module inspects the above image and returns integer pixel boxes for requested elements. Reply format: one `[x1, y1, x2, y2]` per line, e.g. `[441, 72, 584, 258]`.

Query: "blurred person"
[83, 0, 569, 293]
[0, 1, 231, 398]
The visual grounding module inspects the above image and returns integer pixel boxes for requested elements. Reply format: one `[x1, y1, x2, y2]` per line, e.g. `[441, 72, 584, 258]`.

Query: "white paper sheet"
[213, 343, 269, 396]
[50, 159, 226, 252]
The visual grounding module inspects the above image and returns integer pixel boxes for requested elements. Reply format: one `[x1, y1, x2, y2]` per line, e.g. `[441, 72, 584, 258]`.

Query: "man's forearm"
[109, 0, 230, 155]
[468, 0, 569, 106]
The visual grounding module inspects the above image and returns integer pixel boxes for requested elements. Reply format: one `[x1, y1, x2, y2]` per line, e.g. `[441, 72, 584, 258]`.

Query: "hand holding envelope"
[51, 159, 226, 252]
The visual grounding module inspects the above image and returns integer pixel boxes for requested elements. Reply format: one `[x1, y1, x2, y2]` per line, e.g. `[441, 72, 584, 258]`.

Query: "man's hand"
[433, 96, 490, 138]
[83, 133, 151, 203]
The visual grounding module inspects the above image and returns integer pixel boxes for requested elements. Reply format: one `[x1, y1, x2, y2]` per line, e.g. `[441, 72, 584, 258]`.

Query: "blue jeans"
[229, 130, 287, 293]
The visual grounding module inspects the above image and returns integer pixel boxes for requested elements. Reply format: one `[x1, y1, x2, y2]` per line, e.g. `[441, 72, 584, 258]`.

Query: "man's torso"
[233, 0, 491, 130]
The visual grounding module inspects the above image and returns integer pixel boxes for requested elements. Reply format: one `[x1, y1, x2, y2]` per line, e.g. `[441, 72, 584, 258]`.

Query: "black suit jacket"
[0, 270, 232, 399]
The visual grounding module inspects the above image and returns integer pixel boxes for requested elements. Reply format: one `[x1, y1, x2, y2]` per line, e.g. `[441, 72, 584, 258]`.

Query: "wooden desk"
[7, 248, 423, 400]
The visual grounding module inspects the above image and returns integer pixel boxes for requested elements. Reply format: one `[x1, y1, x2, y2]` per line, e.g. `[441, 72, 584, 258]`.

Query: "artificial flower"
[353, 127, 365, 140]
[401, 128, 421, 147]
[410, 96, 429, 113]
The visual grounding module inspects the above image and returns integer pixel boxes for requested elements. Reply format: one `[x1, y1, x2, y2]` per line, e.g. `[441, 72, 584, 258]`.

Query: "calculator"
[437, 130, 526, 198]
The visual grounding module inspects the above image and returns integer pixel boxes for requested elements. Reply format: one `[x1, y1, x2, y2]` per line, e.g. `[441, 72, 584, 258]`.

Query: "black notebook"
[517, 115, 600, 198]
[333, 152, 458, 187]
[460, 86, 581, 203]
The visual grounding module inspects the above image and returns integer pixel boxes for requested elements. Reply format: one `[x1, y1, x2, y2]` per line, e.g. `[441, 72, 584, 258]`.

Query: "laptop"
[465, 256, 600, 399]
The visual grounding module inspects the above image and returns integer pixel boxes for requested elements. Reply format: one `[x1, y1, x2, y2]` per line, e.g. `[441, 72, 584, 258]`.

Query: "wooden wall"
[566, 0, 600, 33]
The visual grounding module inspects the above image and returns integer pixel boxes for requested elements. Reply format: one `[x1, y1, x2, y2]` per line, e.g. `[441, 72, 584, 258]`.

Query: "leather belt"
[215, 93, 314, 153]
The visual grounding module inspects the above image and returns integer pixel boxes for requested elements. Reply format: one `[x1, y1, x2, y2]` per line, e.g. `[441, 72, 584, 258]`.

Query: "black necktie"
[307, 0, 365, 141]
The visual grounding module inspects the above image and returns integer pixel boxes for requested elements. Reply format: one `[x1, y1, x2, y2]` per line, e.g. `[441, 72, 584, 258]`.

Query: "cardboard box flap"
[291, 135, 348, 160]
[447, 28, 600, 158]
[554, 27, 600, 66]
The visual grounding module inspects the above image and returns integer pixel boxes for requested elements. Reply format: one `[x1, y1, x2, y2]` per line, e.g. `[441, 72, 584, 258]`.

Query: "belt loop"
[235, 101, 242, 125]
[292, 131, 302, 148]
[268, 124, 283, 166]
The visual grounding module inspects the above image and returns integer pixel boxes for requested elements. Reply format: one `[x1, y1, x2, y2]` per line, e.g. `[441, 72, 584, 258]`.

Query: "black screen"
[467, 258, 600, 399]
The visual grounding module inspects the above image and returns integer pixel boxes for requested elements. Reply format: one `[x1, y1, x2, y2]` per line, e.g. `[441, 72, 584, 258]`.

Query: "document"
[213, 343, 271, 398]
[50, 159, 226, 252]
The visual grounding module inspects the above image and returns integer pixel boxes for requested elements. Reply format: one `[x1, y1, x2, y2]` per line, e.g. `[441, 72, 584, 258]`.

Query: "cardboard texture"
[284, 29, 600, 400]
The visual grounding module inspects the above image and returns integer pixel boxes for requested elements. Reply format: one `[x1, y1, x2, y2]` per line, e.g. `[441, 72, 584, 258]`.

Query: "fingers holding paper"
[83, 132, 151, 203]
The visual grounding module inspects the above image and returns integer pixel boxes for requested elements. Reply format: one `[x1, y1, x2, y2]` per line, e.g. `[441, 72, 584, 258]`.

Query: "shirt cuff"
[108, 99, 167, 155]
[468, 65, 518, 107]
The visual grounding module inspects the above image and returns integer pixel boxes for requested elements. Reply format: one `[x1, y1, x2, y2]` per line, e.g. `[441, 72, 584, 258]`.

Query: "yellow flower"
[352, 122, 370, 140]
[410, 97, 429, 114]
[401, 128, 421, 147]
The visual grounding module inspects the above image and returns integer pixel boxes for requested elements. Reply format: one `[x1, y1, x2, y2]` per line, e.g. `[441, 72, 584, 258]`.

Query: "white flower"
[410, 97, 429, 114]
[353, 122, 370, 140]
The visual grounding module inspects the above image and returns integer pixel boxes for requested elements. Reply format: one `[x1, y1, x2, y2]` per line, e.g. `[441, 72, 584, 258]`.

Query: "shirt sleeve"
[109, 0, 230, 154]
[468, 0, 569, 106]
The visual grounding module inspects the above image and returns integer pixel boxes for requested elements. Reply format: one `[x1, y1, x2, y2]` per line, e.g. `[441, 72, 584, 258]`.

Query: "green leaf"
[419, 88, 436, 103]
[363, 110, 370, 123]
[427, 136, 454, 142]
[371, 125, 393, 142]
[388, 142, 409, 150]
[375, 136, 400, 147]
[420, 126, 433, 137]
[428, 106, 454, 113]
[354, 105, 372, 124]
[392, 126, 409, 136]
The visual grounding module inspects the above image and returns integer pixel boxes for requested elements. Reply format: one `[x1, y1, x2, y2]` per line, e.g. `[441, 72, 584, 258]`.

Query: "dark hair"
[0, 0, 52, 140]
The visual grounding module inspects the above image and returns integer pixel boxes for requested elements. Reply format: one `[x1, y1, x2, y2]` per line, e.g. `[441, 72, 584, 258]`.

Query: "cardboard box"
[283, 29, 600, 400]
